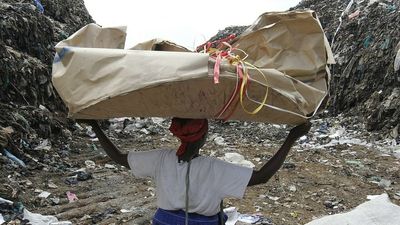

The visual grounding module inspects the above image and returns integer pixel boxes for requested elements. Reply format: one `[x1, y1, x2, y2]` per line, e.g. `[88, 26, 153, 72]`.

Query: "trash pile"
[0, 0, 93, 108]
[297, 114, 400, 158]
[293, 0, 400, 132]
[102, 114, 400, 160]
[0, 0, 93, 223]
[74, 116, 400, 224]
[1, 115, 397, 224]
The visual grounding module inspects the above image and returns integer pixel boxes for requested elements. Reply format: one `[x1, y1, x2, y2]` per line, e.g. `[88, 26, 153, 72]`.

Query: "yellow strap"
[239, 62, 269, 115]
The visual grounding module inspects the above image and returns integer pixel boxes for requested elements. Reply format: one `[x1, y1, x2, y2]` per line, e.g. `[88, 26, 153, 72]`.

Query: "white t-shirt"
[127, 149, 253, 216]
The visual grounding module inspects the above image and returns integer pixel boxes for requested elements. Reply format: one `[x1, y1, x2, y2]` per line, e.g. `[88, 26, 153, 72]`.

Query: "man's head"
[169, 118, 208, 162]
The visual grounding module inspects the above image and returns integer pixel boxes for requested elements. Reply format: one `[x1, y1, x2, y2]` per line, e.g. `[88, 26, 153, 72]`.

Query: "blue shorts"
[153, 208, 227, 225]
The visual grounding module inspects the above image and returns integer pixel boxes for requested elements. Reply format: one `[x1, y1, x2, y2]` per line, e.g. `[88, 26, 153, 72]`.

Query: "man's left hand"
[288, 121, 312, 140]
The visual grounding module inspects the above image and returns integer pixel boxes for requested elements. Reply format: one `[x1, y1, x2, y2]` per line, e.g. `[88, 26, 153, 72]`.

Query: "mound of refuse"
[0, 0, 93, 198]
[293, 0, 400, 134]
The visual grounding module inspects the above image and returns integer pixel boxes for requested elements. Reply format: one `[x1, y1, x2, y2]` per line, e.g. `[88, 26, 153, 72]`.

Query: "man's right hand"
[76, 119, 129, 167]
[288, 121, 312, 140]
[248, 121, 312, 186]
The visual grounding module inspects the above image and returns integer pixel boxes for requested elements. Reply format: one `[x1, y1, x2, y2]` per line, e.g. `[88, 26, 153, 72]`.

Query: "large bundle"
[52, 10, 334, 125]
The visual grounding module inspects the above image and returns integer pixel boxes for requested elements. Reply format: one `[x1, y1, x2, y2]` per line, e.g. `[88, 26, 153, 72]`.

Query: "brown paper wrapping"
[52, 10, 334, 125]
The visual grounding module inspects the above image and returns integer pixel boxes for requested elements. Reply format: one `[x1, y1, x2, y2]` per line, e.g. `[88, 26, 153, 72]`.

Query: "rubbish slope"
[293, 0, 400, 131]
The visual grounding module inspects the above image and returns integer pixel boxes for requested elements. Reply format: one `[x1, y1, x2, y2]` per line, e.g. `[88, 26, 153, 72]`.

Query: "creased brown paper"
[52, 10, 334, 125]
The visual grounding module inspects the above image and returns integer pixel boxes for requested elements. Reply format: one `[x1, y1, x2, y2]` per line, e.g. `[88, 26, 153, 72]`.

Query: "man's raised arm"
[79, 120, 129, 168]
[248, 122, 311, 186]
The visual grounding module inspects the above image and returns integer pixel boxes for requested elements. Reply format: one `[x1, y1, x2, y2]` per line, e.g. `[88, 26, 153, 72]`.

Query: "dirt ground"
[2, 117, 400, 225]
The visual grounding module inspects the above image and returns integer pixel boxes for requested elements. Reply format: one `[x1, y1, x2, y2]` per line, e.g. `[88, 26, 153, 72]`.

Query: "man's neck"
[178, 153, 200, 163]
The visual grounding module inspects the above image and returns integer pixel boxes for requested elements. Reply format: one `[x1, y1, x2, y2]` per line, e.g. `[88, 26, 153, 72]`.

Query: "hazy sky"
[84, 0, 301, 50]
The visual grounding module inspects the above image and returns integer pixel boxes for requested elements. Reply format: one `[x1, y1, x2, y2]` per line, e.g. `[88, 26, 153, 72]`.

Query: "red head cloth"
[169, 118, 208, 156]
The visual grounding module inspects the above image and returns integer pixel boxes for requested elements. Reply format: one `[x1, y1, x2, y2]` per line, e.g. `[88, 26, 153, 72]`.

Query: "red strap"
[215, 64, 248, 121]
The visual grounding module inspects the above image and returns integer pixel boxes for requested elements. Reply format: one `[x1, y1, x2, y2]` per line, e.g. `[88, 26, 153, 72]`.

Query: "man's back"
[128, 149, 252, 216]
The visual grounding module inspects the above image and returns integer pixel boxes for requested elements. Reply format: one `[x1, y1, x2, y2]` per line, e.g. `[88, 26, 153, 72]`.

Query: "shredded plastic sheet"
[305, 193, 400, 225]
[0, 214, 5, 225]
[23, 208, 72, 225]
[23, 209, 59, 225]
[394, 48, 400, 72]
[1, 197, 71, 225]
[224, 207, 264, 225]
[331, 0, 355, 46]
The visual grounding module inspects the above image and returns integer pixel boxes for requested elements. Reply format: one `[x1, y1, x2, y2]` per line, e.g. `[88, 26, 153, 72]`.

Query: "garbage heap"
[0, 0, 93, 198]
[293, 0, 400, 132]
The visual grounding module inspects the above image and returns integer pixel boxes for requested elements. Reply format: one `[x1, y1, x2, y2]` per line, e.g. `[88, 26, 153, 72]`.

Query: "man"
[82, 118, 311, 225]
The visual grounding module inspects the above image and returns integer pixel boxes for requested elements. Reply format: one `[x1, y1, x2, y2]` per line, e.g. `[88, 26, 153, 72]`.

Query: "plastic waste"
[3, 149, 26, 167]
[214, 136, 227, 146]
[368, 0, 379, 6]
[24, 209, 72, 225]
[76, 171, 92, 181]
[104, 164, 116, 169]
[0, 214, 5, 225]
[85, 160, 96, 169]
[1, 197, 70, 225]
[86, 128, 96, 138]
[34, 139, 51, 151]
[331, 0, 355, 45]
[64, 177, 78, 185]
[120, 209, 133, 213]
[378, 179, 391, 189]
[91, 208, 116, 224]
[221, 153, 255, 168]
[32, 0, 44, 13]
[23, 208, 57, 224]
[66, 191, 78, 203]
[38, 191, 51, 199]
[224, 207, 239, 225]
[380, 37, 390, 50]
[47, 181, 58, 189]
[223, 207, 272, 225]
[91, 143, 98, 151]
[50, 197, 60, 205]
[348, 10, 360, 19]
[394, 48, 400, 72]
[363, 35, 373, 48]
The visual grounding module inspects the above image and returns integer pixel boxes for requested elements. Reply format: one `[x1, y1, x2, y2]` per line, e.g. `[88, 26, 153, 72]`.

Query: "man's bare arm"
[80, 120, 129, 168]
[248, 122, 311, 186]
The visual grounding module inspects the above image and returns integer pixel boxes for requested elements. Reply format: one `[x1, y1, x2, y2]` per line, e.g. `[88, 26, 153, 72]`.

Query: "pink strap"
[214, 53, 222, 84]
